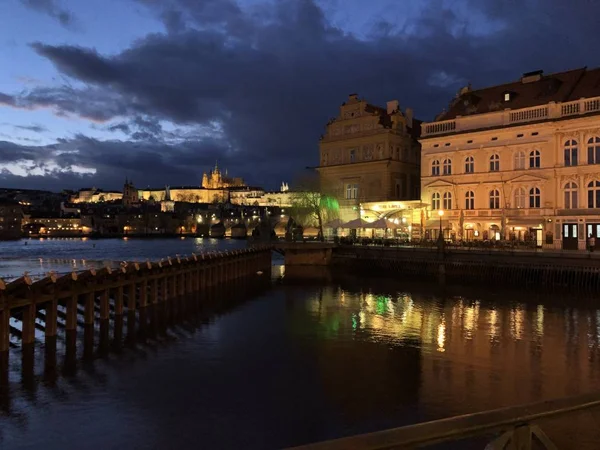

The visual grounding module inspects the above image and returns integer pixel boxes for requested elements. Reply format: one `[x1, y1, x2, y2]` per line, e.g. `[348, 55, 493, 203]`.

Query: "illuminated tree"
[289, 174, 339, 241]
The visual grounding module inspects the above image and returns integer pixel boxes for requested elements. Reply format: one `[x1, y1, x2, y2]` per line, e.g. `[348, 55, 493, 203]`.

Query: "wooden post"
[161, 277, 167, 302]
[115, 285, 124, 315]
[100, 289, 110, 320]
[21, 303, 36, 345]
[150, 279, 158, 304]
[127, 282, 136, 311]
[45, 299, 58, 338]
[0, 306, 9, 353]
[66, 294, 78, 330]
[170, 274, 177, 298]
[179, 273, 185, 296]
[139, 280, 148, 308]
[84, 292, 95, 325]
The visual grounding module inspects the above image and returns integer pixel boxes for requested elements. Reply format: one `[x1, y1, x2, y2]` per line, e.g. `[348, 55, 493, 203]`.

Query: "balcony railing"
[422, 95, 600, 137]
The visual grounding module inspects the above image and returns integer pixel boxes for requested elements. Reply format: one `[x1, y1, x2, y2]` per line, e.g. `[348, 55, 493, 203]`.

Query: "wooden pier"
[0, 247, 272, 355]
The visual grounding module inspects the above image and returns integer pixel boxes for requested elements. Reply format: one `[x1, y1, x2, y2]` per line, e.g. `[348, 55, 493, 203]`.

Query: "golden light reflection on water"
[436, 320, 446, 352]
[295, 282, 600, 448]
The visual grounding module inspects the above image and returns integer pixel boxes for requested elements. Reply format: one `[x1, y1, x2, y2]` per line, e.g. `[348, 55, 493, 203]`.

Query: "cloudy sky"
[0, 0, 598, 191]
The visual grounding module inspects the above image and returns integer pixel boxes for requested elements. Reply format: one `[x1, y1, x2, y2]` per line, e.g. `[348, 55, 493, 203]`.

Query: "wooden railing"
[289, 392, 600, 449]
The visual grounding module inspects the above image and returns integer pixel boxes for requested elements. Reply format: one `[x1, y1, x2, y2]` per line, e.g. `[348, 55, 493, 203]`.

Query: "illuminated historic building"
[70, 187, 123, 204]
[202, 163, 244, 189]
[122, 178, 138, 207]
[317, 94, 422, 221]
[138, 163, 245, 204]
[420, 67, 600, 249]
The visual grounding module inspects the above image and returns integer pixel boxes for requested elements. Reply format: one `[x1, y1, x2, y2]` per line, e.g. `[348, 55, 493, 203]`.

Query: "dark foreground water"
[2, 240, 600, 449]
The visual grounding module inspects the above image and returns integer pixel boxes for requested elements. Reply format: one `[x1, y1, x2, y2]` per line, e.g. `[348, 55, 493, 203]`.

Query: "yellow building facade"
[420, 67, 600, 249]
[318, 94, 422, 221]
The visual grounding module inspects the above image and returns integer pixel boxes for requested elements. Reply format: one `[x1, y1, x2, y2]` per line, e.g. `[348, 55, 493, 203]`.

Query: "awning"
[324, 219, 344, 228]
[507, 219, 545, 227]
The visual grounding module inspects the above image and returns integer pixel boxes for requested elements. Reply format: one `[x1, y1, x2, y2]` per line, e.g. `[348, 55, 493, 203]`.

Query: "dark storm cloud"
[0, 85, 130, 122]
[3, 0, 600, 190]
[20, 0, 76, 28]
[14, 124, 48, 133]
[0, 93, 16, 107]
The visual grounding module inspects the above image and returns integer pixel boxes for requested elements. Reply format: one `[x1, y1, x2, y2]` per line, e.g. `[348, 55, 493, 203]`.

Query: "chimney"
[405, 107, 413, 127]
[348, 93, 359, 102]
[387, 100, 399, 114]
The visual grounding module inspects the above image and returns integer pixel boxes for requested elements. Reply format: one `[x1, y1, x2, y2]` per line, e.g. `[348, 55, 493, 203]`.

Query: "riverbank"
[333, 245, 600, 291]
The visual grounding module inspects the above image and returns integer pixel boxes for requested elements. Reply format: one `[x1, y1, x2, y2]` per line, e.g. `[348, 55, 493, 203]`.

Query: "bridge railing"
[288, 392, 600, 450]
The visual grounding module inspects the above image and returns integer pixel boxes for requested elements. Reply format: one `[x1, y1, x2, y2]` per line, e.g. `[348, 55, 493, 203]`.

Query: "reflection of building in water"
[301, 285, 600, 422]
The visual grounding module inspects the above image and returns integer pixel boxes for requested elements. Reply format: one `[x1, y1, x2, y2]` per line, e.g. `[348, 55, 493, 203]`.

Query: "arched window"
[564, 182, 578, 209]
[443, 192, 452, 210]
[529, 187, 541, 208]
[443, 159, 452, 175]
[431, 192, 441, 210]
[489, 189, 500, 209]
[588, 137, 600, 164]
[564, 140, 578, 166]
[529, 150, 540, 168]
[514, 187, 526, 209]
[489, 154, 500, 172]
[465, 156, 474, 173]
[431, 160, 440, 176]
[588, 181, 600, 208]
[514, 151, 525, 170]
[465, 191, 475, 210]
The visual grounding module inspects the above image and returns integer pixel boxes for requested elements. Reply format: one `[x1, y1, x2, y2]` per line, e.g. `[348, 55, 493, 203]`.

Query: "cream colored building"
[318, 94, 421, 221]
[71, 188, 122, 204]
[420, 67, 600, 249]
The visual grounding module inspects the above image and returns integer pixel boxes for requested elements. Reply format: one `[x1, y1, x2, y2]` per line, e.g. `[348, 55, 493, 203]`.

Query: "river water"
[1, 239, 600, 449]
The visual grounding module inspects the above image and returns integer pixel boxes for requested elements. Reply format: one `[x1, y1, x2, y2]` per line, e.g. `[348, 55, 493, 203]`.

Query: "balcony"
[422, 95, 600, 137]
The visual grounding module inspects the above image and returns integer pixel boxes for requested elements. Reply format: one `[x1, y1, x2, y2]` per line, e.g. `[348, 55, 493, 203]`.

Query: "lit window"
[564, 140, 578, 166]
[489, 154, 500, 172]
[465, 156, 474, 173]
[465, 191, 474, 210]
[443, 159, 452, 175]
[431, 160, 440, 176]
[529, 150, 540, 168]
[529, 187, 541, 208]
[504, 93, 510, 102]
[588, 181, 600, 208]
[431, 192, 441, 210]
[443, 192, 452, 210]
[489, 190, 500, 209]
[587, 137, 600, 164]
[345, 183, 358, 199]
[564, 182, 578, 209]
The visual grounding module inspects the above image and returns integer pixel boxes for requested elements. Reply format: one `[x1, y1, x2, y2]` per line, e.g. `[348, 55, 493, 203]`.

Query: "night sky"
[1, 0, 599, 191]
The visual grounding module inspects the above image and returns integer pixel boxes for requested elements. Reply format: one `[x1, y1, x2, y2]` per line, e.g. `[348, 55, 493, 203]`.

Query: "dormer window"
[504, 92, 511, 102]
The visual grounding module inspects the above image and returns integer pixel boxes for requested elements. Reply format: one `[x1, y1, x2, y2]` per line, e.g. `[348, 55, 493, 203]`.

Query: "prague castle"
[139, 163, 244, 204]
[201, 163, 244, 189]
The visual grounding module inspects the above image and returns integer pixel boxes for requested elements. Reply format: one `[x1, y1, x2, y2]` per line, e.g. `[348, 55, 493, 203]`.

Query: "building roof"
[436, 67, 600, 121]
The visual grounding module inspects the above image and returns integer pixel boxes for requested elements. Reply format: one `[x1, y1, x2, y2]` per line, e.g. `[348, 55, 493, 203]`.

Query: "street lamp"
[438, 210, 444, 244]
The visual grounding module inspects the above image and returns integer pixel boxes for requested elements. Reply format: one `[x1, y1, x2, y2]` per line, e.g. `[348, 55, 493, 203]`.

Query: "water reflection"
[294, 273, 600, 441]
[3, 269, 600, 449]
